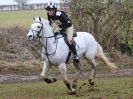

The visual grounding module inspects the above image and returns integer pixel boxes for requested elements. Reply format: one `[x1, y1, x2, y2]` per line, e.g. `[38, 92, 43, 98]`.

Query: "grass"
[0, 10, 47, 27]
[0, 77, 132, 99]
[0, 10, 132, 99]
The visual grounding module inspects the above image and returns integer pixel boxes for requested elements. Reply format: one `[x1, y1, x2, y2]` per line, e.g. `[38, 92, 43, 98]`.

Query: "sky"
[0, 0, 61, 5]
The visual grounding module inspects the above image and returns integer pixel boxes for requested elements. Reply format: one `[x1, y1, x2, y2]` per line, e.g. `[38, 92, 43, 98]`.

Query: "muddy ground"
[0, 68, 132, 83]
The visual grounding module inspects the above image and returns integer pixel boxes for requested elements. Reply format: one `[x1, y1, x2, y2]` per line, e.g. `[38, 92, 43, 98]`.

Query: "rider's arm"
[57, 11, 72, 32]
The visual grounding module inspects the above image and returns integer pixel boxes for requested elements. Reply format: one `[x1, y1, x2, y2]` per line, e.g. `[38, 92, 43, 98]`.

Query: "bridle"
[32, 21, 58, 65]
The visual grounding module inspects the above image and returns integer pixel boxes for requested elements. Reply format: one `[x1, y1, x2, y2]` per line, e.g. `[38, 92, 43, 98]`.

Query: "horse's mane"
[34, 17, 53, 35]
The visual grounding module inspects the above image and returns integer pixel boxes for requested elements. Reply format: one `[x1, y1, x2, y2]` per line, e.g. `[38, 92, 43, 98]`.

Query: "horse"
[26, 17, 117, 93]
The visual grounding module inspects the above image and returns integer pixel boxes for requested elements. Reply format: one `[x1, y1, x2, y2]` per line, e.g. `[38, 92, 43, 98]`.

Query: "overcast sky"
[0, 0, 60, 5]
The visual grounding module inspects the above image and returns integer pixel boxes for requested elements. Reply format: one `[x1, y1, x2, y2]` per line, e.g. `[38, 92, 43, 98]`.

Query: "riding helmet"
[45, 1, 57, 10]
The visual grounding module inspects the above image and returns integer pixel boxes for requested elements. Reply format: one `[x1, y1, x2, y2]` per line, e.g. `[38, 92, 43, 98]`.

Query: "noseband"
[31, 22, 43, 39]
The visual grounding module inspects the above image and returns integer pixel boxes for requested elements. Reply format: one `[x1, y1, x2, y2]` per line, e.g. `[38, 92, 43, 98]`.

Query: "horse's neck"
[43, 22, 54, 37]
[41, 23, 56, 53]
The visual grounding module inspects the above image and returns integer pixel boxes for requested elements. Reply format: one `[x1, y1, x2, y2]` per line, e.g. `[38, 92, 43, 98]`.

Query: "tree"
[66, 0, 133, 53]
[14, 0, 28, 9]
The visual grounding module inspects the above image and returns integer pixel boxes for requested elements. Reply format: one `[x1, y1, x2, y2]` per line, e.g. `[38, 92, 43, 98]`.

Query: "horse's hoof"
[40, 74, 45, 78]
[68, 89, 76, 95]
[44, 78, 57, 84]
[68, 91, 76, 95]
[89, 79, 95, 86]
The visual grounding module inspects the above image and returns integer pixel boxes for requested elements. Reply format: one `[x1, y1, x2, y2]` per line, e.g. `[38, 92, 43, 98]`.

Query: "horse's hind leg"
[86, 57, 97, 86]
[72, 61, 83, 88]
[73, 61, 82, 73]
[58, 63, 75, 94]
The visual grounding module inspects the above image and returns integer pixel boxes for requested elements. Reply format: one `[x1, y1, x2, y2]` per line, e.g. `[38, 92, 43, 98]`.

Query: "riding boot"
[69, 43, 79, 62]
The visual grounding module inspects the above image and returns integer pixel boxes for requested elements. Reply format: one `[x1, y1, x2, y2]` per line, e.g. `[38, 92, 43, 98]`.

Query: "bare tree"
[14, 0, 28, 9]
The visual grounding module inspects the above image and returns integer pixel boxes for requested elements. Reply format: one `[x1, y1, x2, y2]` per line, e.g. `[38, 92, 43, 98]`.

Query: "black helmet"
[45, 2, 57, 10]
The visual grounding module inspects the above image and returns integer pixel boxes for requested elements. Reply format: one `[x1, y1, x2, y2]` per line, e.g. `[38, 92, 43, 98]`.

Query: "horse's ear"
[39, 17, 41, 22]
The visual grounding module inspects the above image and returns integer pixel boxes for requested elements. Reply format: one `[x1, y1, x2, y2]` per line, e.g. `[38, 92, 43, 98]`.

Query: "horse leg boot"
[58, 63, 75, 94]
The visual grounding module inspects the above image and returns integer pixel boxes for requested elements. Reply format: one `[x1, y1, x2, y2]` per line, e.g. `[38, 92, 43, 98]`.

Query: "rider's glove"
[54, 27, 60, 33]
[54, 32, 59, 37]
[59, 28, 64, 33]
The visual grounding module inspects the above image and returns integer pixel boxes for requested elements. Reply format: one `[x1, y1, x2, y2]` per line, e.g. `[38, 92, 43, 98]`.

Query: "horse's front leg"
[40, 61, 49, 77]
[58, 63, 75, 94]
[40, 61, 57, 83]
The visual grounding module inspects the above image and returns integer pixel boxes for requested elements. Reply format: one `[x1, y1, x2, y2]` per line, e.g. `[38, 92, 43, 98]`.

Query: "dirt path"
[0, 68, 132, 83]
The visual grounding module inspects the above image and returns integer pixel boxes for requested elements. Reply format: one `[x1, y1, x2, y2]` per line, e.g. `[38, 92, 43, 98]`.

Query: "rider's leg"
[69, 43, 79, 61]
[66, 25, 79, 61]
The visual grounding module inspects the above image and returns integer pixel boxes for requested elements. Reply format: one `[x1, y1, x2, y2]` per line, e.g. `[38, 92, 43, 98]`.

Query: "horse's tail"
[96, 43, 117, 69]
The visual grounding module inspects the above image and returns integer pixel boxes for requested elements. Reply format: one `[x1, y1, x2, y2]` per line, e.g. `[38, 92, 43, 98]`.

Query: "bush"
[0, 26, 41, 61]
[68, 0, 133, 53]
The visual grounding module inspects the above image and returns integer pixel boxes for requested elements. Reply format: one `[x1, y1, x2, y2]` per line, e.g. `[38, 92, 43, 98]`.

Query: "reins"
[35, 22, 58, 65]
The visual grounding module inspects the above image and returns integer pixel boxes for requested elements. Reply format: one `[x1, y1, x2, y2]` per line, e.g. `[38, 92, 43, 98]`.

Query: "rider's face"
[47, 10, 54, 16]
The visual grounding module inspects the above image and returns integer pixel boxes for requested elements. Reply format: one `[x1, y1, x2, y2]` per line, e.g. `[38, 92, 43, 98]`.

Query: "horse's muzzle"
[26, 31, 33, 41]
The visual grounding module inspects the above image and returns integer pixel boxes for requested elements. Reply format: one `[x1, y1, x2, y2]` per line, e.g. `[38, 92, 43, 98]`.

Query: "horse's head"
[26, 17, 44, 41]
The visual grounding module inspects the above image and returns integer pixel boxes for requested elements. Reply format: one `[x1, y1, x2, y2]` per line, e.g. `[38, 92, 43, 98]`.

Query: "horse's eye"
[37, 26, 41, 28]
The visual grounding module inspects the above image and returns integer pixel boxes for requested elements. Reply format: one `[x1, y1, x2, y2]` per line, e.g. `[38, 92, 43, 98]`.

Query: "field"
[0, 10, 133, 99]
[0, 77, 132, 99]
[0, 10, 46, 27]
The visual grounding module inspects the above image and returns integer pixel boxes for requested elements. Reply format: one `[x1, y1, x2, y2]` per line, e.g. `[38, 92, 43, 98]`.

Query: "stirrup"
[73, 55, 79, 62]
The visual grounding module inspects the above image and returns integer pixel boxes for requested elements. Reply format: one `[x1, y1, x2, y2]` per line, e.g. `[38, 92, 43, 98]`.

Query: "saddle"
[54, 31, 77, 38]
[54, 31, 77, 45]
[54, 31, 77, 63]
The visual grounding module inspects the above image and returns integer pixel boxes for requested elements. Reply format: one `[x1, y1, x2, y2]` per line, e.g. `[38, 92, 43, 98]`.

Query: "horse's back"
[76, 32, 98, 57]
[76, 32, 95, 40]
[76, 32, 97, 46]
[57, 32, 98, 61]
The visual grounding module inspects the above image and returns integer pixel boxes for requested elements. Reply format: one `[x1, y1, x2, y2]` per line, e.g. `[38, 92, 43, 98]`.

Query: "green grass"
[0, 10, 47, 27]
[0, 77, 132, 99]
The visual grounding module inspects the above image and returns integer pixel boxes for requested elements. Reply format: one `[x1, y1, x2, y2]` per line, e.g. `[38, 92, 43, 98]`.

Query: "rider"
[45, 1, 79, 62]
